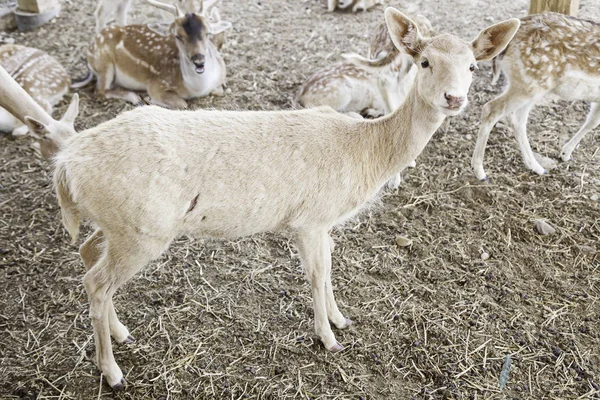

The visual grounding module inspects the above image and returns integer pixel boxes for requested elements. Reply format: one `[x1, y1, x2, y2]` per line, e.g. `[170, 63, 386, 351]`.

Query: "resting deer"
[327, 0, 383, 13]
[27, 9, 518, 390]
[0, 44, 70, 137]
[471, 13, 600, 180]
[75, 0, 232, 108]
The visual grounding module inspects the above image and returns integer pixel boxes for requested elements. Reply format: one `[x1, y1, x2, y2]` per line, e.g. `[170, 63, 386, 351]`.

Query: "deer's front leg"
[147, 84, 188, 109]
[296, 228, 347, 352]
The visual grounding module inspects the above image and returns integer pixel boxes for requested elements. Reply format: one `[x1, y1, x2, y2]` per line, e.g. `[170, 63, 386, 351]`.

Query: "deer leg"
[508, 103, 542, 174]
[327, 0, 337, 12]
[471, 89, 534, 180]
[147, 85, 188, 109]
[561, 102, 600, 162]
[105, 89, 142, 105]
[84, 233, 168, 390]
[323, 232, 352, 330]
[80, 229, 134, 345]
[296, 228, 346, 352]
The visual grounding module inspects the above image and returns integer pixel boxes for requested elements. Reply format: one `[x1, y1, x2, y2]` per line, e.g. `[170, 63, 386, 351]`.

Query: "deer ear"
[384, 7, 425, 57]
[147, 22, 172, 36]
[23, 116, 48, 138]
[209, 20, 231, 35]
[471, 18, 520, 61]
[61, 94, 79, 125]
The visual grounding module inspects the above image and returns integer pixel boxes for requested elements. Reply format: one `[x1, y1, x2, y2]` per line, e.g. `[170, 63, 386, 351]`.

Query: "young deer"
[327, 0, 383, 13]
[35, 9, 518, 390]
[471, 13, 600, 180]
[0, 44, 70, 137]
[76, 0, 231, 108]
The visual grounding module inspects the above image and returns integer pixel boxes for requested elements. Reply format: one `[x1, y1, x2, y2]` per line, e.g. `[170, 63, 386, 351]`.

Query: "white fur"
[45, 10, 519, 390]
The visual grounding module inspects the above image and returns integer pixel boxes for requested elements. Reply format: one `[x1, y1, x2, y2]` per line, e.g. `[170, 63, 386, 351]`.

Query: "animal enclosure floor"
[0, 0, 599, 398]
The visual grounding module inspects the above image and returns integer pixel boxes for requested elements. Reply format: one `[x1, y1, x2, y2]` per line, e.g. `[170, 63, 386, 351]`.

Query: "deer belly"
[114, 66, 146, 91]
[553, 71, 600, 102]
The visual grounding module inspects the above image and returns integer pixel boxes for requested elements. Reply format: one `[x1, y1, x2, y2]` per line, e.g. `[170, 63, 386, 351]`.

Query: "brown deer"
[75, 0, 231, 108]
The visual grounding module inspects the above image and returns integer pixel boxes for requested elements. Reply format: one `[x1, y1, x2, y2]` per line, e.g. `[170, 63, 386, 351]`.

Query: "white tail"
[471, 13, 600, 180]
[52, 9, 519, 390]
[83, 0, 232, 108]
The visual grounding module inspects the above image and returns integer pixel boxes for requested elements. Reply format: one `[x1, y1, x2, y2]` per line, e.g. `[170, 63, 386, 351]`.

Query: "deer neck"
[179, 44, 221, 96]
[365, 82, 445, 186]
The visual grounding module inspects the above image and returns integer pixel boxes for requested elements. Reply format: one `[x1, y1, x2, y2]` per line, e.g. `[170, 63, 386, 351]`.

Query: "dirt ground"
[1, 0, 600, 398]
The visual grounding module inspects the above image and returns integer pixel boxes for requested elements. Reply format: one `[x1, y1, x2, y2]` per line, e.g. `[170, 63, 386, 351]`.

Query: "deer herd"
[1, 0, 599, 391]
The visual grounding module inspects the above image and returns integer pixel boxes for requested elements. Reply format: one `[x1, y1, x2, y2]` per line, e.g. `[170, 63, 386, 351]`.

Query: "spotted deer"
[471, 13, 600, 180]
[0, 44, 70, 137]
[75, 0, 231, 108]
[327, 0, 383, 13]
[31, 9, 520, 391]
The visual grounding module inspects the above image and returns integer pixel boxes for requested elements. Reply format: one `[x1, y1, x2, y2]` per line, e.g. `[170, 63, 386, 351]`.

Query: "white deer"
[75, 0, 232, 108]
[471, 12, 600, 180]
[23, 9, 519, 390]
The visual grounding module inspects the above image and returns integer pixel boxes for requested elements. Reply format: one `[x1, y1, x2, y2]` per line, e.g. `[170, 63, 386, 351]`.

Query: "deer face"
[384, 8, 520, 116]
[173, 13, 210, 74]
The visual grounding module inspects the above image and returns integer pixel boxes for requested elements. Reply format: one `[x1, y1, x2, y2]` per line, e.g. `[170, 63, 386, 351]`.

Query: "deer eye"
[420, 59, 429, 68]
[469, 64, 476, 72]
[175, 35, 183, 41]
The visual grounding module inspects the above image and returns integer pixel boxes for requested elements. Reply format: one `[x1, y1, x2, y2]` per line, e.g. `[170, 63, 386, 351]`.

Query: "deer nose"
[444, 93, 464, 109]
[191, 54, 205, 67]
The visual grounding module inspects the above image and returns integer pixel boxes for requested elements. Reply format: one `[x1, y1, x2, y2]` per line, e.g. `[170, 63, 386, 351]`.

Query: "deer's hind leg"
[561, 102, 600, 161]
[80, 229, 133, 346]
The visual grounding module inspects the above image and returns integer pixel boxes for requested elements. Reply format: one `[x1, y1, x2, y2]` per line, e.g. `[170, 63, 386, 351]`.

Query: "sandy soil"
[1, 0, 599, 398]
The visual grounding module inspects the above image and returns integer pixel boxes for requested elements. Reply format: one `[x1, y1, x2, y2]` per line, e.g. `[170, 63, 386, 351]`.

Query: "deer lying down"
[75, 0, 231, 109]
[33, 9, 518, 390]
[0, 45, 70, 137]
[327, 0, 382, 13]
[471, 12, 600, 180]
[0, 64, 78, 158]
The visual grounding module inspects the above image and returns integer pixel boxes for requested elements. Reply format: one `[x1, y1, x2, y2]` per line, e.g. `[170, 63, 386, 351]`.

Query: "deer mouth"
[194, 64, 205, 74]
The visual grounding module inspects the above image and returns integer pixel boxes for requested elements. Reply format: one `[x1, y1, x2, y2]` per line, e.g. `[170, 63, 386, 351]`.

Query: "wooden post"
[529, 0, 580, 16]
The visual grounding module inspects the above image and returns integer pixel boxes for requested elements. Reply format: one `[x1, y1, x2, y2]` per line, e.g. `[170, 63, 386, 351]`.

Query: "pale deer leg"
[84, 234, 166, 390]
[80, 229, 134, 345]
[323, 232, 353, 330]
[510, 103, 549, 175]
[561, 102, 600, 161]
[296, 228, 345, 352]
[471, 88, 534, 180]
